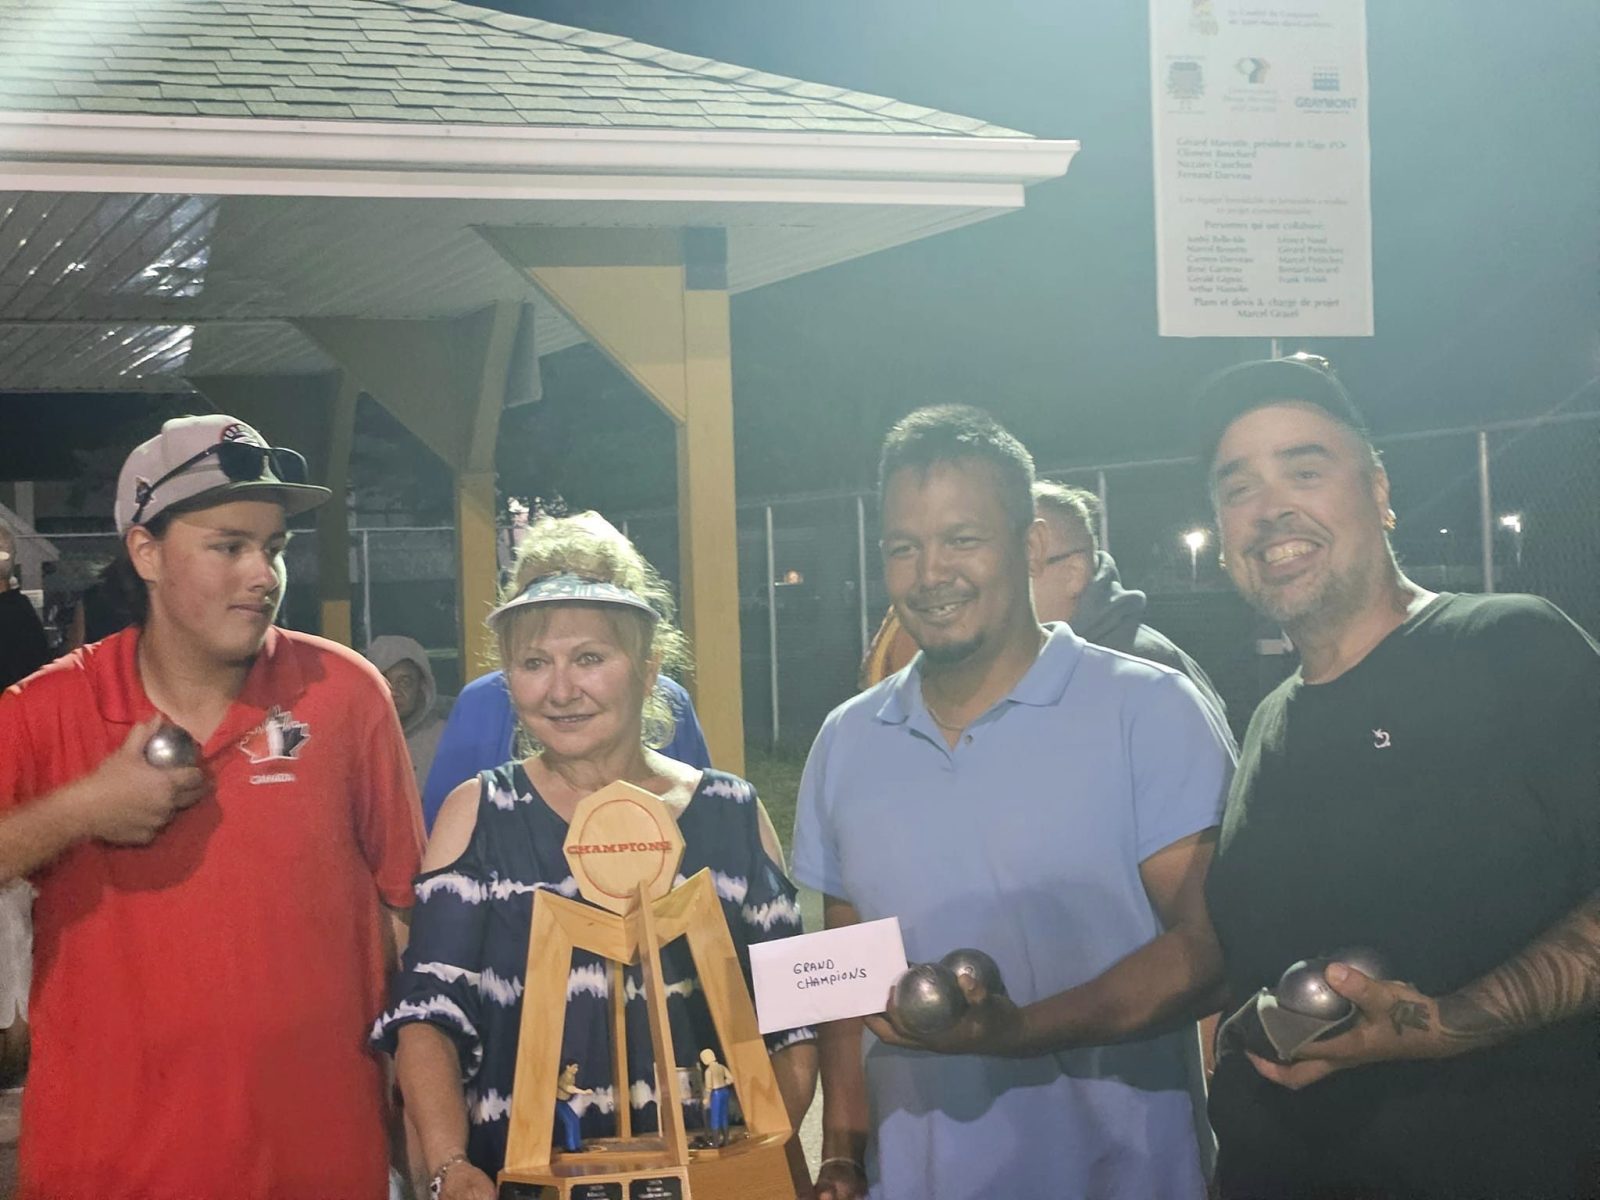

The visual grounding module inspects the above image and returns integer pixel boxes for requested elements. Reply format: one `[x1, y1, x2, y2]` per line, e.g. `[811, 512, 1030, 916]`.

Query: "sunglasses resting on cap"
[115, 414, 330, 534]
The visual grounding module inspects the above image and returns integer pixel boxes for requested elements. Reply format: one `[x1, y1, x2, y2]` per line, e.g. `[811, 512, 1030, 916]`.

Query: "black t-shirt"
[78, 577, 132, 645]
[1206, 593, 1600, 1199]
[0, 586, 50, 690]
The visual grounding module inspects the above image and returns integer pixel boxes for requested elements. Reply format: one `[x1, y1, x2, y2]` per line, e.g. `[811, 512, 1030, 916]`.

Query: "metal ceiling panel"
[0, 321, 193, 390]
[0, 190, 1004, 391]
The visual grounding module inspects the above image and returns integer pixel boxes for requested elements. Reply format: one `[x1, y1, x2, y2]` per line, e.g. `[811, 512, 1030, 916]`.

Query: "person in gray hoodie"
[1030, 482, 1228, 725]
[366, 634, 451, 789]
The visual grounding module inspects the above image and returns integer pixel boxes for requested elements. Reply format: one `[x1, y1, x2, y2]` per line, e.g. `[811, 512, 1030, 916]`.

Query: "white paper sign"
[1150, 0, 1373, 336]
[749, 917, 907, 1035]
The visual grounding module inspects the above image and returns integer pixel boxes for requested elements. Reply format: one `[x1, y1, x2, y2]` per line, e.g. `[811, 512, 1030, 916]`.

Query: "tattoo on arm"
[1435, 892, 1600, 1047]
[1387, 999, 1430, 1036]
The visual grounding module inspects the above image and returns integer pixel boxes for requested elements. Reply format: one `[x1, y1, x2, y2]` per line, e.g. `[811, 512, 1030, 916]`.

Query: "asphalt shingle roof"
[0, 0, 1028, 138]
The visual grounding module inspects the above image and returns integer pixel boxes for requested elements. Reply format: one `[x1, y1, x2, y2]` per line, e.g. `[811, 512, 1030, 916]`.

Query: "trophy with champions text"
[497, 782, 794, 1200]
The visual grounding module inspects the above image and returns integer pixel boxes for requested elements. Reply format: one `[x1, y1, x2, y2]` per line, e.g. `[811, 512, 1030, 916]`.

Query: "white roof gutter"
[0, 111, 1078, 205]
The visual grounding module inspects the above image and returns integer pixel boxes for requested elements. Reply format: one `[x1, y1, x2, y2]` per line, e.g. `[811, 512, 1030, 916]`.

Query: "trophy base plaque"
[684, 1132, 792, 1200]
[498, 1132, 791, 1200]
[498, 1162, 686, 1200]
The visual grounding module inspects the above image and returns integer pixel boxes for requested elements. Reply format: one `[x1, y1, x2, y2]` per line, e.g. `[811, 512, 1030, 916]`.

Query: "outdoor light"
[1182, 529, 1208, 583]
[1500, 512, 1524, 567]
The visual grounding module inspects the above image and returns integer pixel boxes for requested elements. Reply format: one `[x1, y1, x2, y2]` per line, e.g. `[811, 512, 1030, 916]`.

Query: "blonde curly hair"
[492, 511, 690, 752]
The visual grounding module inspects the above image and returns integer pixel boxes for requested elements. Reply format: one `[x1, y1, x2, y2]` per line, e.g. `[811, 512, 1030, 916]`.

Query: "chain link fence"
[352, 526, 463, 692]
[16, 412, 1597, 745]
[660, 410, 1600, 750]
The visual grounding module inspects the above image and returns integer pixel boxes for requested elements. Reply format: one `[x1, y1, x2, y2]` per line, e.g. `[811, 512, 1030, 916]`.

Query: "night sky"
[483, 0, 1599, 512]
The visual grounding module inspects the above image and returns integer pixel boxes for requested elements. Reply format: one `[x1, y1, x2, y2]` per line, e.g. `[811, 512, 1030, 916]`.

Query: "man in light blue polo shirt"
[794, 406, 1233, 1200]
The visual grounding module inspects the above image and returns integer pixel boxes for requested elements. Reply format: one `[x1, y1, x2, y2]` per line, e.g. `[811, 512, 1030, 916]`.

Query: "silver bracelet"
[818, 1156, 866, 1176]
[428, 1153, 470, 1200]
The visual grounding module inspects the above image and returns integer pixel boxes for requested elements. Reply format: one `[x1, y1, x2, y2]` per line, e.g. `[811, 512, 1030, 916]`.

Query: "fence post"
[856, 494, 870, 660]
[765, 505, 779, 746]
[1477, 430, 1495, 594]
[1096, 470, 1110, 554]
[360, 530, 372, 649]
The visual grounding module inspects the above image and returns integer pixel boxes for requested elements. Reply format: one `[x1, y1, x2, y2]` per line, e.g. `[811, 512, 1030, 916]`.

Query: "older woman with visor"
[372, 513, 817, 1200]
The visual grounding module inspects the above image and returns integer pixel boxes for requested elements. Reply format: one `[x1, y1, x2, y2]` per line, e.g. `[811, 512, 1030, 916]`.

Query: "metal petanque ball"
[890, 963, 968, 1039]
[939, 948, 1006, 997]
[1274, 957, 1352, 1021]
[144, 723, 199, 769]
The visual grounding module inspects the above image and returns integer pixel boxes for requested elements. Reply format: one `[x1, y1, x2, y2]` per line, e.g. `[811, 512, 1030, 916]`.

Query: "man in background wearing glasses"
[0, 414, 424, 1200]
[1031, 480, 1227, 726]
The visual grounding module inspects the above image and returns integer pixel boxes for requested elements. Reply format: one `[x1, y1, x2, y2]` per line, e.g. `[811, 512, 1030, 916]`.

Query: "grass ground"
[742, 742, 823, 932]
[741, 742, 808, 859]
[740, 742, 826, 1175]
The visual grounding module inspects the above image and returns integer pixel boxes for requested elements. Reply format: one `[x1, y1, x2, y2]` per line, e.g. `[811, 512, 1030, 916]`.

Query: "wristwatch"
[428, 1152, 469, 1199]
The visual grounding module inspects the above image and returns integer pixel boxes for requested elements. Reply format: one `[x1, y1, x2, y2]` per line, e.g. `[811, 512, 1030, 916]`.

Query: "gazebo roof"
[0, 0, 1074, 393]
[0, 0, 1026, 137]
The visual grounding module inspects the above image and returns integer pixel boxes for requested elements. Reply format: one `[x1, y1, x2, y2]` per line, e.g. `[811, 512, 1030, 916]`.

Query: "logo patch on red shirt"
[238, 706, 311, 764]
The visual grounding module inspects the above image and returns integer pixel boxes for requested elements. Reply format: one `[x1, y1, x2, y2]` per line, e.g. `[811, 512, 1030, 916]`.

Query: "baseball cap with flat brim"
[115, 414, 330, 534]
[1192, 353, 1369, 472]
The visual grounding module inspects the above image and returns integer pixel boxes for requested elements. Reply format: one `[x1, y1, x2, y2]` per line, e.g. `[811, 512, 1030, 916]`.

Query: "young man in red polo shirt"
[0, 415, 424, 1200]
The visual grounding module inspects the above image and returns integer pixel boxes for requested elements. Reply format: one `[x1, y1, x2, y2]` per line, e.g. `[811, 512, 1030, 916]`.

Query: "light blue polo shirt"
[792, 623, 1233, 1200]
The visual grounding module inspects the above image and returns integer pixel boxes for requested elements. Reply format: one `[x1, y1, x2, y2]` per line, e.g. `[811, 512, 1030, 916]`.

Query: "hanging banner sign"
[1150, 0, 1373, 337]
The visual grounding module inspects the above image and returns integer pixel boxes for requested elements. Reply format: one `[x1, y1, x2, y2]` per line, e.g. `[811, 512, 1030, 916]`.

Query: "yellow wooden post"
[315, 375, 359, 646]
[676, 289, 745, 770]
[295, 304, 519, 683]
[456, 469, 500, 675]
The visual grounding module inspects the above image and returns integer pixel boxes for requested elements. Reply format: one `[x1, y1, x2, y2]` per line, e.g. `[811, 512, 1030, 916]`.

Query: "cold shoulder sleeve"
[370, 773, 495, 1078]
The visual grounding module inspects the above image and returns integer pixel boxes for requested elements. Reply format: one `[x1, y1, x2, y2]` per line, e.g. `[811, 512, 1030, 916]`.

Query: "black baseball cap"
[1191, 353, 1369, 470]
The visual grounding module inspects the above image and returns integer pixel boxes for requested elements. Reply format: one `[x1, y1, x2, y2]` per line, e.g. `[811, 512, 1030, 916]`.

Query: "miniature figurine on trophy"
[553, 1060, 592, 1154]
[698, 1050, 734, 1149]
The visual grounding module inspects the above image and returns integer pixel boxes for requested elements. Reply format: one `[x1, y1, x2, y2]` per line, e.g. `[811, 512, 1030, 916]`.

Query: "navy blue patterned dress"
[371, 763, 814, 1176]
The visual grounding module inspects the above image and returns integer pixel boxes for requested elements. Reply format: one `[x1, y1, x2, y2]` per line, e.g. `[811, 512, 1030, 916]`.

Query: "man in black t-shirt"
[1194, 354, 1600, 1198]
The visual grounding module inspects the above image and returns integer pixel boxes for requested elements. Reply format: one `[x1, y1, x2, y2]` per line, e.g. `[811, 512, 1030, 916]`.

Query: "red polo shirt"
[0, 626, 424, 1200]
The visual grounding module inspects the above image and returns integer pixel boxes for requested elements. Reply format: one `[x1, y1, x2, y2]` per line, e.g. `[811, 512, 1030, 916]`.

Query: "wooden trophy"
[497, 781, 794, 1200]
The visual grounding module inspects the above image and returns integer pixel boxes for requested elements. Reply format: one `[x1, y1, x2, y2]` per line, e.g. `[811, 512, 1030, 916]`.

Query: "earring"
[1216, 550, 1227, 569]
[1383, 508, 1397, 531]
